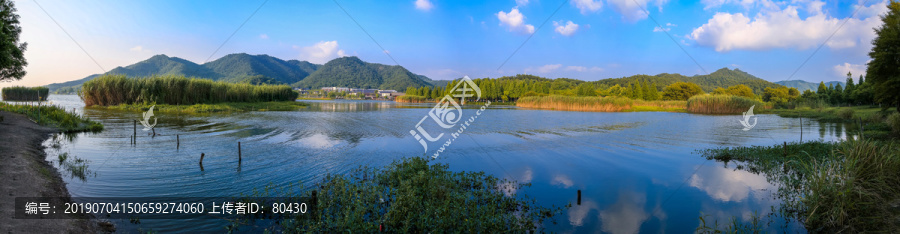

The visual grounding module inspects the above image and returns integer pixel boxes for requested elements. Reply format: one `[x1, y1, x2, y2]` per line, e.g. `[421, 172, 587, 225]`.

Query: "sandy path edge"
[0, 111, 98, 233]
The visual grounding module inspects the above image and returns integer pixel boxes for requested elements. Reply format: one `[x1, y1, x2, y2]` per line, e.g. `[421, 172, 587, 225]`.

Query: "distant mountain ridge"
[775, 80, 845, 92]
[45, 53, 436, 92]
[594, 68, 783, 94]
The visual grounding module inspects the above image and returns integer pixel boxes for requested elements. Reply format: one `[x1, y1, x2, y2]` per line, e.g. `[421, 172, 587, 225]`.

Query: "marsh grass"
[232, 157, 566, 232]
[887, 113, 900, 135]
[394, 95, 430, 103]
[1, 86, 49, 101]
[516, 95, 633, 112]
[0, 102, 103, 132]
[700, 140, 900, 232]
[94, 101, 307, 113]
[80, 74, 298, 106]
[686, 95, 764, 114]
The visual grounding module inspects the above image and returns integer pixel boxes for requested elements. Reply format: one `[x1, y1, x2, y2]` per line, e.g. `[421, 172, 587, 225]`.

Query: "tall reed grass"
[80, 75, 298, 106]
[686, 94, 764, 114]
[1, 86, 49, 101]
[395, 95, 430, 103]
[516, 95, 633, 112]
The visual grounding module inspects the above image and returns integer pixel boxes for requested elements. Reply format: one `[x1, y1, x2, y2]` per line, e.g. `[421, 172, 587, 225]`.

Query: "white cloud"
[554, 20, 580, 36]
[516, 0, 529, 6]
[690, 2, 886, 52]
[833, 62, 867, 79]
[689, 165, 772, 202]
[572, 0, 603, 14]
[606, 0, 668, 22]
[564, 65, 603, 72]
[700, 0, 779, 11]
[414, 0, 433, 11]
[129, 45, 150, 53]
[653, 26, 670, 32]
[497, 7, 535, 34]
[525, 64, 562, 73]
[259, 34, 269, 39]
[298, 41, 348, 64]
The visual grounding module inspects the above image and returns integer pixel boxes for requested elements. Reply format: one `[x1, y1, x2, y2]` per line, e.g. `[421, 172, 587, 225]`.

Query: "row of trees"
[802, 72, 877, 106]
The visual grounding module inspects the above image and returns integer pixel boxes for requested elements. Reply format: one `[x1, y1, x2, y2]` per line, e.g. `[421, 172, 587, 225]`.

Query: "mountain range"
[593, 68, 784, 94]
[46, 53, 435, 93]
[775, 80, 846, 92]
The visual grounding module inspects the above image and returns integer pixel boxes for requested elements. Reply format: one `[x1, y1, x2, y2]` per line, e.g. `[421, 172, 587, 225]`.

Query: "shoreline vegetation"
[1, 86, 49, 101]
[700, 140, 900, 233]
[92, 101, 308, 113]
[0, 102, 102, 132]
[80, 74, 298, 106]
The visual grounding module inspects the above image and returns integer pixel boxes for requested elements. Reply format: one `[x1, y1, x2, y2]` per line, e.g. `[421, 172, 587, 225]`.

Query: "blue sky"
[2, 0, 889, 88]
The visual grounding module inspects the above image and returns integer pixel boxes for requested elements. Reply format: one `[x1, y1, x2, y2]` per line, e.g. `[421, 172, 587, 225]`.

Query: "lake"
[38, 94, 852, 233]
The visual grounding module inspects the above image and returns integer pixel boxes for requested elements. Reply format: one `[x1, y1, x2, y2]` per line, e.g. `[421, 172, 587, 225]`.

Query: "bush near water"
[80, 74, 298, 106]
[1, 86, 49, 101]
[686, 95, 765, 114]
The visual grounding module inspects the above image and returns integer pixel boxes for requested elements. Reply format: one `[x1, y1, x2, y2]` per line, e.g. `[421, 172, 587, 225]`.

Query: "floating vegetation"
[58, 153, 95, 182]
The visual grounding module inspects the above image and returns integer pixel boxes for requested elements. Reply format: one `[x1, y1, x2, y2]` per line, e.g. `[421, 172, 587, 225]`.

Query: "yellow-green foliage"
[0, 103, 103, 132]
[662, 82, 704, 101]
[711, 84, 755, 98]
[395, 95, 430, 103]
[516, 95, 633, 112]
[80, 74, 298, 106]
[2, 86, 49, 101]
[887, 113, 900, 135]
[686, 94, 764, 114]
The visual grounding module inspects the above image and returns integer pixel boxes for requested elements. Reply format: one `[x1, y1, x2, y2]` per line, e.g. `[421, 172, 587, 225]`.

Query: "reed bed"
[1, 86, 49, 101]
[516, 95, 633, 112]
[80, 75, 298, 106]
[0, 102, 103, 132]
[686, 95, 763, 114]
[395, 95, 431, 103]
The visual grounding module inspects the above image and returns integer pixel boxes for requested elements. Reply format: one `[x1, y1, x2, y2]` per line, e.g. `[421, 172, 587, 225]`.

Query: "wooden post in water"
[238, 142, 242, 163]
[199, 153, 205, 171]
[177, 135, 180, 149]
[133, 120, 137, 144]
[577, 190, 582, 205]
[859, 117, 864, 140]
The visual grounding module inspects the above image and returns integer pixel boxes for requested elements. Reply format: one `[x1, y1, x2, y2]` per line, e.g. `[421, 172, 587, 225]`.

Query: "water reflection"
[599, 190, 649, 234]
[689, 164, 772, 202]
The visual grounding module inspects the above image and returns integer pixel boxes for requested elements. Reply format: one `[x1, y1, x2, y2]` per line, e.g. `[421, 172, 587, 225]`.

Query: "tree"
[575, 83, 595, 96]
[866, 0, 900, 112]
[0, 0, 27, 81]
[817, 81, 827, 95]
[661, 82, 703, 101]
[845, 72, 856, 105]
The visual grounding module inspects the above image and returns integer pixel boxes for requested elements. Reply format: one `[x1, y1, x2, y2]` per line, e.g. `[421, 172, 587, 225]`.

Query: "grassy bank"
[772, 106, 898, 140]
[686, 94, 765, 114]
[1, 86, 49, 101]
[81, 74, 298, 106]
[93, 101, 307, 113]
[232, 157, 565, 232]
[700, 140, 900, 232]
[0, 103, 103, 132]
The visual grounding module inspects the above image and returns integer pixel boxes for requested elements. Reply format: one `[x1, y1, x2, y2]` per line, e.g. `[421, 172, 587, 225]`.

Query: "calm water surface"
[36, 95, 853, 233]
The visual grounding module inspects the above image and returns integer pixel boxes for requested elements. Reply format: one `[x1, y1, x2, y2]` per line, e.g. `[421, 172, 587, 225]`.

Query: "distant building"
[349, 88, 378, 98]
[378, 90, 397, 98]
[321, 87, 350, 93]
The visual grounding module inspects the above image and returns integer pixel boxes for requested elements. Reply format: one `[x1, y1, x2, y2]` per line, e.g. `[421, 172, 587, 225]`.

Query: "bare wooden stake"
[238, 142, 242, 163]
[177, 135, 180, 149]
[199, 153, 205, 171]
[577, 190, 582, 206]
[800, 112, 803, 142]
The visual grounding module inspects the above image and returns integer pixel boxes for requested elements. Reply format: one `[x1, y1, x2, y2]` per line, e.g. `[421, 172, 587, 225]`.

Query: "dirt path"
[0, 111, 96, 233]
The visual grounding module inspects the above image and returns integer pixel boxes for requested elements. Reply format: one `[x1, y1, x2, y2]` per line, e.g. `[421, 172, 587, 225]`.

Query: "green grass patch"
[1, 86, 49, 101]
[93, 101, 308, 113]
[699, 140, 900, 232]
[0, 103, 103, 132]
[232, 157, 566, 232]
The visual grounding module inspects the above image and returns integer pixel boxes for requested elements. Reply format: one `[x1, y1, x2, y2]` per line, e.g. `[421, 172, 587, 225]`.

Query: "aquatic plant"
[686, 94, 764, 114]
[836, 108, 855, 120]
[1, 86, 49, 101]
[80, 74, 298, 106]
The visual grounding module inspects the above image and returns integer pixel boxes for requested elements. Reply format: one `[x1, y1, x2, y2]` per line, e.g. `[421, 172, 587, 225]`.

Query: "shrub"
[661, 82, 703, 101]
[837, 108, 855, 120]
[887, 113, 900, 135]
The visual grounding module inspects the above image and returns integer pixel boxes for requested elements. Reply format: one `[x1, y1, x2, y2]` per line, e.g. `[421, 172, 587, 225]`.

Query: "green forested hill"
[293, 56, 433, 90]
[593, 68, 783, 94]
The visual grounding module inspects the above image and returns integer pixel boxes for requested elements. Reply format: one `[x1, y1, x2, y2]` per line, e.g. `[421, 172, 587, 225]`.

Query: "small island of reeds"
[80, 75, 305, 113]
[1, 86, 49, 101]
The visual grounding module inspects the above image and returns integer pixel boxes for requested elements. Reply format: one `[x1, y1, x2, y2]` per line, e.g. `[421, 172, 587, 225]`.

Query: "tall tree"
[866, 0, 900, 112]
[817, 81, 827, 95]
[0, 0, 27, 81]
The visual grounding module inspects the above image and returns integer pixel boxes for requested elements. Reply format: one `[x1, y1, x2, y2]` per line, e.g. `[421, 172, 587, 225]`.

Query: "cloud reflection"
[599, 191, 649, 234]
[689, 165, 772, 202]
[296, 133, 341, 149]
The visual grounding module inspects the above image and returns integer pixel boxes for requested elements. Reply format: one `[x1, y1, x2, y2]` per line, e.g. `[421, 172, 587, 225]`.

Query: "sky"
[0, 0, 890, 88]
